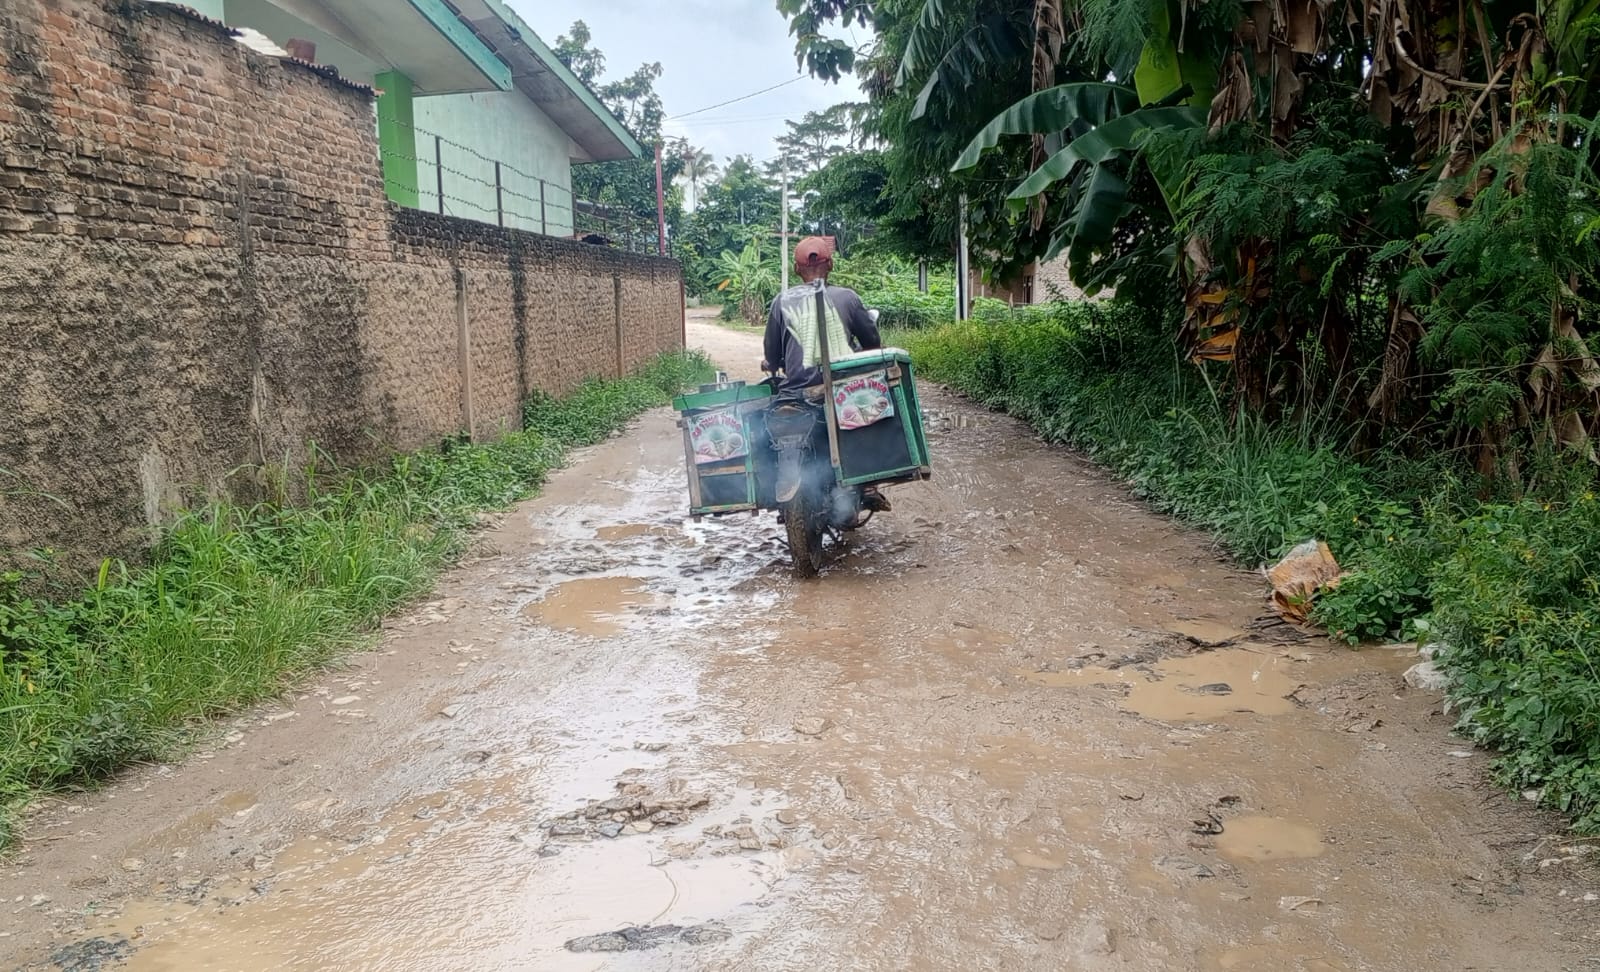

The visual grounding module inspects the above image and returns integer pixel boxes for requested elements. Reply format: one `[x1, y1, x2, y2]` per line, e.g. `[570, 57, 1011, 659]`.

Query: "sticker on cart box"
[833, 371, 895, 430]
[689, 408, 748, 463]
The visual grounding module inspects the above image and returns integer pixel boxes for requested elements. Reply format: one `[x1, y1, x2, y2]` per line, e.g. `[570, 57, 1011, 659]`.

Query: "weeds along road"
[4, 315, 1594, 971]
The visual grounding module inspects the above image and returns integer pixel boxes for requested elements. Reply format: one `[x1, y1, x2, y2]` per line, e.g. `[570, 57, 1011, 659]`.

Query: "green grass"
[895, 310, 1600, 833]
[0, 352, 713, 847]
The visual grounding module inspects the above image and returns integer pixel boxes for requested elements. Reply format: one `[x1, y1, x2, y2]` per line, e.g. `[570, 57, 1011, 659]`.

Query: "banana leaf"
[1042, 163, 1133, 264]
[895, 0, 956, 89]
[911, 15, 1029, 119]
[1003, 106, 1203, 205]
[950, 83, 1141, 171]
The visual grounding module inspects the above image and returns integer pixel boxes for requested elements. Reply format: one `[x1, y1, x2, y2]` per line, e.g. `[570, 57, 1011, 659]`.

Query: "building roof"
[223, 0, 512, 94]
[447, 0, 645, 163]
[211, 0, 641, 162]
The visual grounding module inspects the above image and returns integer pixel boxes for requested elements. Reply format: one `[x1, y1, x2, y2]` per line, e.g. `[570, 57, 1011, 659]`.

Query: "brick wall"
[0, 0, 684, 567]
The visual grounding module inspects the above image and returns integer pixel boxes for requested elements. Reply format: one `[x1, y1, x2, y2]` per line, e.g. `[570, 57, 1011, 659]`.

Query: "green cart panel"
[828, 349, 932, 487]
[675, 381, 773, 516]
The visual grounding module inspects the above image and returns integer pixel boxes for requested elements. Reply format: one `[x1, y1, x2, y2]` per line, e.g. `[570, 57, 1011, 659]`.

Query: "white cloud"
[506, 0, 866, 164]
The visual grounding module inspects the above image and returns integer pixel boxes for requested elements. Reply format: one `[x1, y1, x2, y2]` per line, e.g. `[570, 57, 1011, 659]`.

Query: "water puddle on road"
[1215, 815, 1326, 863]
[1205, 945, 1351, 971]
[594, 523, 683, 543]
[520, 576, 659, 636]
[80, 774, 812, 972]
[130, 789, 260, 853]
[1009, 849, 1069, 871]
[524, 835, 814, 958]
[1023, 647, 1302, 720]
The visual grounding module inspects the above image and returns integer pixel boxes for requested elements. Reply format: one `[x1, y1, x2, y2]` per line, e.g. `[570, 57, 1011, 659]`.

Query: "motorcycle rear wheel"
[783, 492, 826, 578]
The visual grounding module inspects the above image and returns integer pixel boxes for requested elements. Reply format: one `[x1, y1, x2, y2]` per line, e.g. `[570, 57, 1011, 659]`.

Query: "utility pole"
[956, 193, 971, 321]
[654, 142, 666, 256]
[780, 160, 789, 292]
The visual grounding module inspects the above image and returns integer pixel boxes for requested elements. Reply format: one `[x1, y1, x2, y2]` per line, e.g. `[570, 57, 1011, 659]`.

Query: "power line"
[666, 112, 796, 129]
[668, 75, 806, 120]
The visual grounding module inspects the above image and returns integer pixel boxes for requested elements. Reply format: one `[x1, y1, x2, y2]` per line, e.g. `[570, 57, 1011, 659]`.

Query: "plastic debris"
[1266, 540, 1342, 624]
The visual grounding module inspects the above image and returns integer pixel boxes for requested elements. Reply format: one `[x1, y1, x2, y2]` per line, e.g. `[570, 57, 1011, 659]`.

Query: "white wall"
[1032, 254, 1108, 303]
[413, 91, 576, 237]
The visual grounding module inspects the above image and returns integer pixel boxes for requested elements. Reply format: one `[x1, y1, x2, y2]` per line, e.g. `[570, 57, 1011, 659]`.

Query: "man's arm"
[840, 290, 881, 350]
[763, 299, 785, 373]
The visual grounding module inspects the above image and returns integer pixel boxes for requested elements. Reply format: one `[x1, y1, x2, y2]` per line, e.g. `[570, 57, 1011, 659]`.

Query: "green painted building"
[183, 0, 642, 237]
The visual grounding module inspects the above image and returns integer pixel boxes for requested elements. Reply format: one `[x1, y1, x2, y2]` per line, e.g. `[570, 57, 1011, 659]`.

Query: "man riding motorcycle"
[761, 236, 891, 514]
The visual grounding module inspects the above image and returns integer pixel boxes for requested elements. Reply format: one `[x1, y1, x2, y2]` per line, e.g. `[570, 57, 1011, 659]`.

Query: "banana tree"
[884, 1, 1215, 285]
[898, 0, 1257, 287]
[932, 0, 1377, 412]
[716, 242, 778, 325]
[948, 81, 1204, 281]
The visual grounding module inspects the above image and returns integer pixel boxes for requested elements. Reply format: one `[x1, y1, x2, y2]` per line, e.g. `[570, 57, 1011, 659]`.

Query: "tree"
[715, 241, 779, 324]
[680, 146, 718, 211]
[551, 20, 604, 85]
[844, 0, 1061, 276]
[775, 107, 852, 176]
[796, 149, 892, 253]
[780, 0, 1600, 472]
[599, 61, 666, 139]
[677, 156, 783, 295]
[553, 21, 682, 243]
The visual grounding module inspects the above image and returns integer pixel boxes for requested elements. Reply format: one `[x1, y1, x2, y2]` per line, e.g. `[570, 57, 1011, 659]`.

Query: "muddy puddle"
[1023, 646, 1304, 720]
[1205, 946, 1351, 972]
[1164, 616, 1247, 645]
[1215, 815, 1327, 863]
[519, 576, 660, 636]
[75, 773, 814, 972]
[593, 523, 684, 543]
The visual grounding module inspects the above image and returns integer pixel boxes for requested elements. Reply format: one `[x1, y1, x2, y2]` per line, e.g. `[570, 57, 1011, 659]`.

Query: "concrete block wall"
[0, 0, 684, 567]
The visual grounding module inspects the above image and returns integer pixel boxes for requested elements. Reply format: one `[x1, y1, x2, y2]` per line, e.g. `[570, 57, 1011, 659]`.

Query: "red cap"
[794, 236, 835, 269]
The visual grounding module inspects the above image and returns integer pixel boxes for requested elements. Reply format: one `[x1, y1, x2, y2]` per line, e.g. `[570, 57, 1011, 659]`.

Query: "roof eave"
[406, 0, 513, 92]
[465, 0, 645, 162]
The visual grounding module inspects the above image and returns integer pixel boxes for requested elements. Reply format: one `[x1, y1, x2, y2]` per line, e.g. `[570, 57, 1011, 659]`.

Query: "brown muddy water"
[3, 317, 1597, 971]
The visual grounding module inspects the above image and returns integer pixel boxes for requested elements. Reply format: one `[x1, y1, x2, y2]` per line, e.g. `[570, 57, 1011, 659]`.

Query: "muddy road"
[5, 316, 1597, 971]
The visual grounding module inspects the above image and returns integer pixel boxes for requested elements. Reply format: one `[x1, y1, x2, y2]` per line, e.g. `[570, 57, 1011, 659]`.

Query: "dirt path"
[5, 314, 1596, 971]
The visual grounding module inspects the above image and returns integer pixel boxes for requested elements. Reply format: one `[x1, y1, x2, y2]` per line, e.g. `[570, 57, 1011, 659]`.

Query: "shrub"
[1429, 495, 1600, 830]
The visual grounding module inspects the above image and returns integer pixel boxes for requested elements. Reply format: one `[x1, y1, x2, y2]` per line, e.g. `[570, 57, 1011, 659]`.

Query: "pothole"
[1163, 617, 1247, 646]
[594, 523, 684, 543]
[1215, 816, 1326, 863]
[1022, 647, 1303, 720]
[565, 921, 733, 953]
[521, 576, 660, 636]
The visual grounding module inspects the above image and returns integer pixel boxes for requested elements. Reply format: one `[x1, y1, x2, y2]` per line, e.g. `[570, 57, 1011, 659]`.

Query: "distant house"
[1027, 254, 1100, 303]
[970, 253, 1104, 306]
[177, 0, 642, 237]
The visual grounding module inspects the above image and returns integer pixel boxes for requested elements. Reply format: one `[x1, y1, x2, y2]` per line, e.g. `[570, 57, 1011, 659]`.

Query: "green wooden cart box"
[673, 350, 930, 518]
[673, 380, 774, 516]
[826, 348, 932, 487]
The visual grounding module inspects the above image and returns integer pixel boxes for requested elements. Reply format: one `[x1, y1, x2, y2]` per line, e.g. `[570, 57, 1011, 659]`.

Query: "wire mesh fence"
[377, 116, 662, 255]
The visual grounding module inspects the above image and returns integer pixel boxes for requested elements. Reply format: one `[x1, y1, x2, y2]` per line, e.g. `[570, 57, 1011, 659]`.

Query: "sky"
[506, 0, 866, 166]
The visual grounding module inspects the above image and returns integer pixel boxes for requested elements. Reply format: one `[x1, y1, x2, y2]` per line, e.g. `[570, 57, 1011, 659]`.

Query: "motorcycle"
[760, 306, 902, 577]
[760, 379, 890, 577]
[674, 300, 931, 578]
